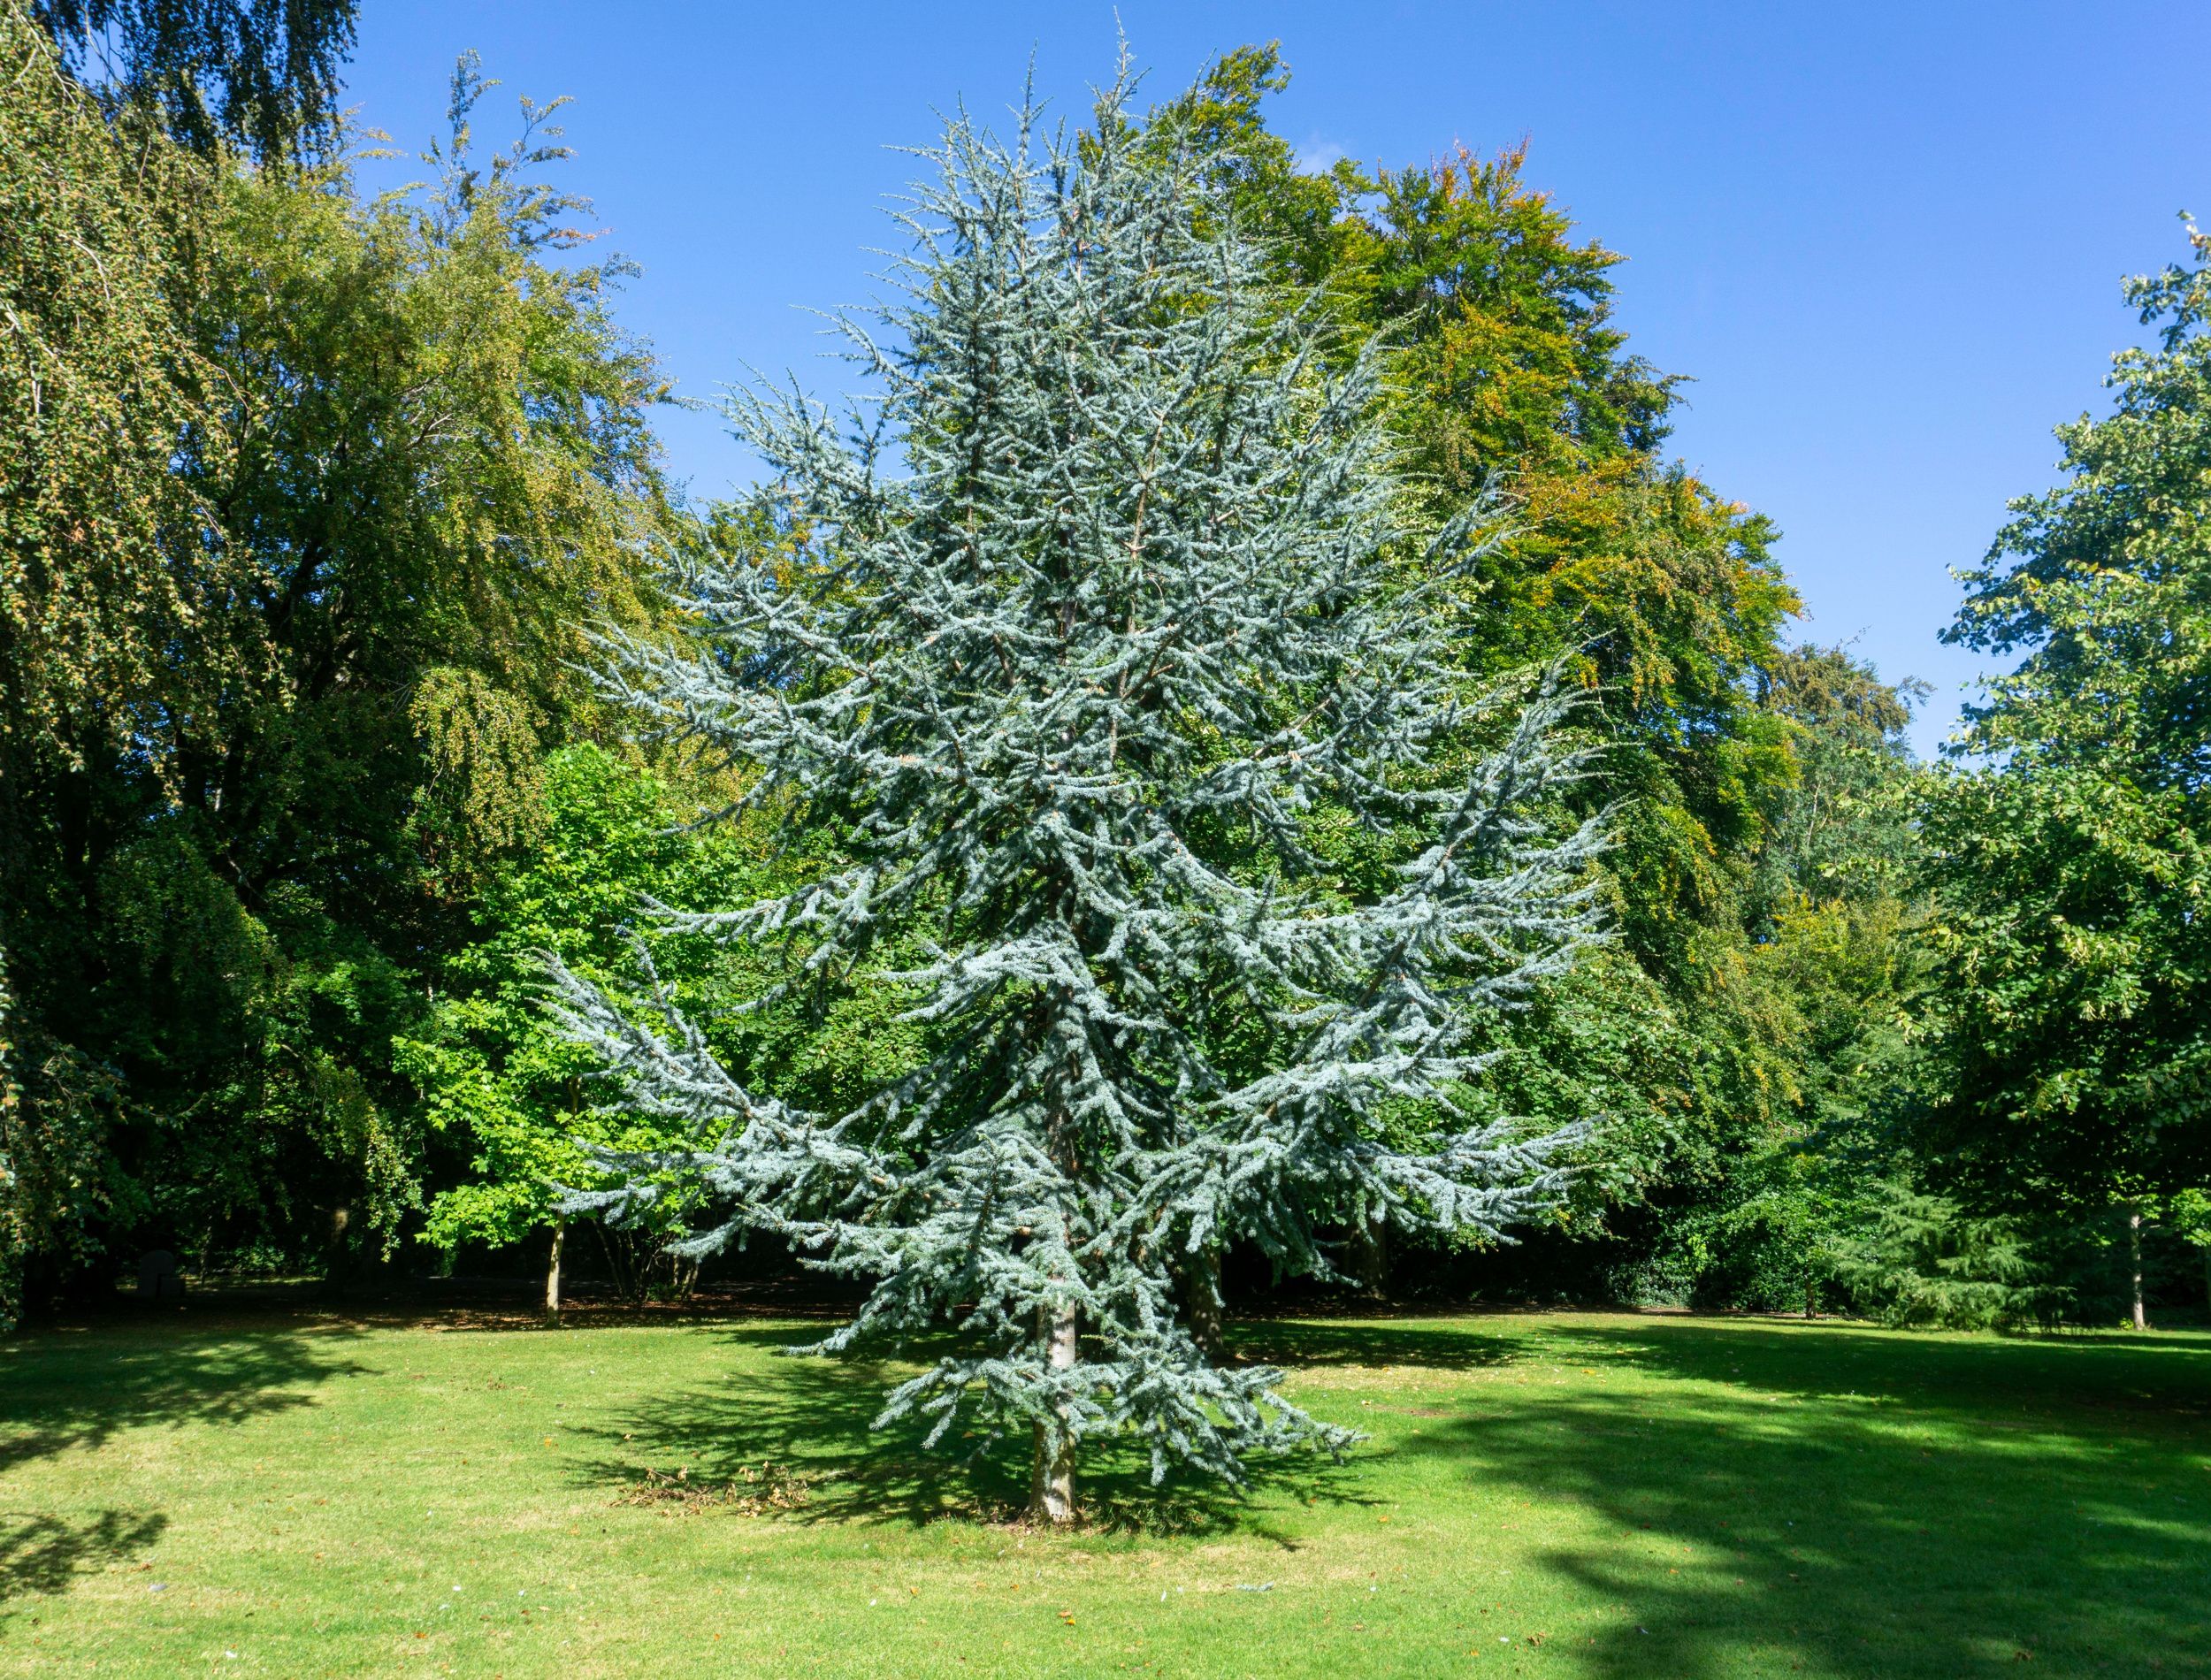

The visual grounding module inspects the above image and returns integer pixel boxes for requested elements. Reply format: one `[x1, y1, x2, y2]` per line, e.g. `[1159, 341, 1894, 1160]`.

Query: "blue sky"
[344, 2, 2210, 753]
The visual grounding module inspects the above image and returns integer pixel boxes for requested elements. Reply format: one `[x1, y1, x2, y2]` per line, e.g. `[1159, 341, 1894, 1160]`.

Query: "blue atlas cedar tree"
[547, 54, 1612, 1523]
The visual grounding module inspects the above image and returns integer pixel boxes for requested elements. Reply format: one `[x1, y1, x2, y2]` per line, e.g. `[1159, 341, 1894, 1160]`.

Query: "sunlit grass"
[2, 1303, 2206, 1676]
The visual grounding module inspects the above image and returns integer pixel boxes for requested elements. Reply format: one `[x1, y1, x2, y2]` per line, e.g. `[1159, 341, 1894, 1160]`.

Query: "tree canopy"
[32, 0, 356, 161]
[552, 65, 1610, 1518]
[1916, 220, 2211, 1217]
[4, 17, 2205, 1356]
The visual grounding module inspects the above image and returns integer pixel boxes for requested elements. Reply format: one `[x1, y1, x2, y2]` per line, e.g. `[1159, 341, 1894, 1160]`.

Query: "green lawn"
[2, 1302, 2206, 1677]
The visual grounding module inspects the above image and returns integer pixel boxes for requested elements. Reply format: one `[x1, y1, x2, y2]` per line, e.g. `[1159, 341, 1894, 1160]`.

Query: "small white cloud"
[1293, 135, 1347, 174]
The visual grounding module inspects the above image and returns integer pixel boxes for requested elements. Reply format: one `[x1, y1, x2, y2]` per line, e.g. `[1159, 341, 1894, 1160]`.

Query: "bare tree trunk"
[545, 1218, 564, 1315]
[594, 1222, 640, 1302]
[2202, 1244, 2210, 1313]
[1029, 1302, 1079, 1525]
[2129, 1205, 2147, 1331]
[1182, 1244, 1225, 1362]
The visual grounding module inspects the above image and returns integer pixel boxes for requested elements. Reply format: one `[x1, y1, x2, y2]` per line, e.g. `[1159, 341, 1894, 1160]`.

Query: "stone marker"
[136, 1250, 185, 1300]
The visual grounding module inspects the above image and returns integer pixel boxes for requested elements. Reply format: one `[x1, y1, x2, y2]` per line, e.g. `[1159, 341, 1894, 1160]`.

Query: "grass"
[1, 1300, 2207, 1677]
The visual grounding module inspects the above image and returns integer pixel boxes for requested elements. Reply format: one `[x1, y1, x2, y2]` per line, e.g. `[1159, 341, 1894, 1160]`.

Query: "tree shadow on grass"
[0, 1313, 373, 1474]
[0, 1313, 363, 1621]
[570, 1325, 1374, 1543]
[1559, 1317, 2211, 1429]
[0, 1508, 167, 1615]
[1397, 1317, 2211, 1679]
[1228, 1316, 1521, 1371]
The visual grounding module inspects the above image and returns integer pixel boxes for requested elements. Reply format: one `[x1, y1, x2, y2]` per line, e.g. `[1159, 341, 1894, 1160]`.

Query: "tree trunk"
[545, 1218, 564, 1315]
[1352, 1214, 1391, 1300]
[2202, 1244, 2209, 1312]
[2129, 1205, 2146, 1332]
[1182, 1244, 1226, 1362]
[1029, 1303, 1079, 1525]
[594, 1222, 639, 1302]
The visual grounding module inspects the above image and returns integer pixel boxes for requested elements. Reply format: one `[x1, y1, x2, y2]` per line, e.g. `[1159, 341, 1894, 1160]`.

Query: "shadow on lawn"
[1565, 1317, 2211, 1425]
[0, 1315, 373, 1474]
[573, 1323, 1372, 1541]
[1406, 1318, 2211, 1679]
[0, 1508, 168, 1613]
[1230, 1316, 1520, 1371]
[0, 1312, 370, 1613]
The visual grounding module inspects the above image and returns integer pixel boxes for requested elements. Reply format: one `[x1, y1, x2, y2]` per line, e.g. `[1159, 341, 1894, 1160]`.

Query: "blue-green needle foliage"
[547, 57, 1610, 1511]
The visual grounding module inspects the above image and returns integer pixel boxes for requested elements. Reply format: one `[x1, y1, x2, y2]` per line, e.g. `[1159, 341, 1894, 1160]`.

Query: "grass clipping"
[615, 1460, 816, 1516]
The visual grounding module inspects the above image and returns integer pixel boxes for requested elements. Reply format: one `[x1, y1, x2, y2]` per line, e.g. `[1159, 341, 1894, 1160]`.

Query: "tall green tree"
[2, 37, 683, 1309]
[1918, 219, 2211, 1275]
[1148, 48, 1844, 1304]
[31, 0, 356, 162]
[0, 0, 215, 1318]
[105, 57, 673, 1267]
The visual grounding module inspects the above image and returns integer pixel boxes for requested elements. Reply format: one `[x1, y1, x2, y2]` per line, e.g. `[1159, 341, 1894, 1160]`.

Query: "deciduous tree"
[1919, 218, 2211, 1249]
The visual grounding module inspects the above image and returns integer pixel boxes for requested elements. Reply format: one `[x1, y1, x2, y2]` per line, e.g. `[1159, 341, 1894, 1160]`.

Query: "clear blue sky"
[344, 2, 2210, 752]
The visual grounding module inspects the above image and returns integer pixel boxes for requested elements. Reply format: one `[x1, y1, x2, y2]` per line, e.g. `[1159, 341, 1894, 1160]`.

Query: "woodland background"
[6, 0, 2208, 1331]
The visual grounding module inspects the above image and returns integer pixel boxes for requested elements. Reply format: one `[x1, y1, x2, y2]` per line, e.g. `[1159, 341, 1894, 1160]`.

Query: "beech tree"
[1920, 218, 2211, 1327]
[31, 0, 357, 162]
[552, 57, 1610, 1521]
[0, 32, 679, 1312]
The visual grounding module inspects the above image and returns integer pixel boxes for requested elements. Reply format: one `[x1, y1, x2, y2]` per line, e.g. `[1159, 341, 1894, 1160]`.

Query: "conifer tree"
[550, 58, 1610, 1522]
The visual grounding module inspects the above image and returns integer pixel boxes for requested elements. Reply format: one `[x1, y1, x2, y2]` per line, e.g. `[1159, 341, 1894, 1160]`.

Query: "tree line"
[4, 9, 2207, 1351]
